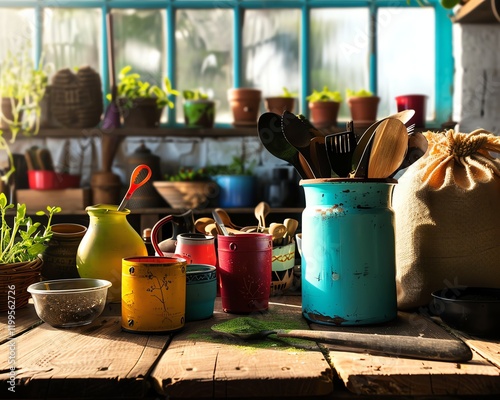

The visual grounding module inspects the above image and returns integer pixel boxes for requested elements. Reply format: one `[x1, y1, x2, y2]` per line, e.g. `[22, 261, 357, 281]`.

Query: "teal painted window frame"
[0, 0, 453, 127]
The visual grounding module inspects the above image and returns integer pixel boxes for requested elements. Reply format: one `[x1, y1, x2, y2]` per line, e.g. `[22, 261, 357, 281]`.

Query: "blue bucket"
[300, 179, 397, 326]
[214, 175, 256, 208]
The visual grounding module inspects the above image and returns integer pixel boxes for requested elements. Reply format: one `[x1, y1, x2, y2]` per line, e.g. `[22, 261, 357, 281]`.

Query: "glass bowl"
[27, 278, 111, 328]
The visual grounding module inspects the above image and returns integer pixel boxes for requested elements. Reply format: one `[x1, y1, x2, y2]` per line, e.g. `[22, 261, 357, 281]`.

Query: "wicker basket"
[152, 181, 218, 209]
[0, 256, 43, 311]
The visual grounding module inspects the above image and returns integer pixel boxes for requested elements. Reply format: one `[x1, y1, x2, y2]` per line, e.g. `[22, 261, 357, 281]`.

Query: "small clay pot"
[41, 224, 88, 280]
[264, 97, 295, 115]
[119, 98, 163, 128]
[90, 171, 122, 205]
[347, 96, 380, 128]
[308, 101, 340, 129]
[227, 88, 261, 127]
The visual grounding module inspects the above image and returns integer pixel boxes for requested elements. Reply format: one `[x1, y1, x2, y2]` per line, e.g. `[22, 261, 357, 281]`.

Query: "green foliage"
[281, 87, 297, 98]
[206, 155, 256, 176]
[0, 49, 49, 140]
[306, 86, 342, 103]
[0, 49, 49, 185]
[346, 88, 373, 98]
[183, 89, 209, 100]
[0, 193, 61, 264]
[112, 65, 179, 109]
[164, 167, 212, 182]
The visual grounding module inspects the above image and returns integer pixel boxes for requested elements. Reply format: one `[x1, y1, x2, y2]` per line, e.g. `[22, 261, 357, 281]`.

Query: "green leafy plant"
[306, 86, 342, 103]
[164, 167, 212, 182]
[206, 155, 256, 176]
[183, 89, 209, 100]
[346, 89, 373, 98]
[0, 49, 49, 185]
[281, 87, 298, 98]
[111, 65, 180, 109]
[407, 0, 460, 10]
[0, 192, 61, 264]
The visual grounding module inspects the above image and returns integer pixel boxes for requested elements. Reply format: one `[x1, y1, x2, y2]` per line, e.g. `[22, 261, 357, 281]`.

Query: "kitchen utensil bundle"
[258, 109, 423, 180]
[195, 204, 299, 247]
[24, 146, 54, 171]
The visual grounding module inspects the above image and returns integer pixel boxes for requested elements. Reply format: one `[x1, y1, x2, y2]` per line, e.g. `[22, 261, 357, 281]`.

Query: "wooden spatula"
[367, 119, 408, 179]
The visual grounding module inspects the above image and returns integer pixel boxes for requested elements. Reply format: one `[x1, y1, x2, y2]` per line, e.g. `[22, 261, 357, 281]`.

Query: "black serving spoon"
[257, 112, 314, 179]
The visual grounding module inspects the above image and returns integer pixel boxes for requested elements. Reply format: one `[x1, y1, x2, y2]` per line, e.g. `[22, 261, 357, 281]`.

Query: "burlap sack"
[394, 129, 500, 310]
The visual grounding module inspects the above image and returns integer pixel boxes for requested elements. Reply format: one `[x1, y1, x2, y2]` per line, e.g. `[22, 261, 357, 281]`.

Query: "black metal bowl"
[431, 287, 500, 338]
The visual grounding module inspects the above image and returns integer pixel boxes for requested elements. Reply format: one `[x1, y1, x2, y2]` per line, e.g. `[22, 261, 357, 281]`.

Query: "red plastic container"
[395, 94, 428, 128]
[28, 170, 80, 190]
[217, 233, 272, 314]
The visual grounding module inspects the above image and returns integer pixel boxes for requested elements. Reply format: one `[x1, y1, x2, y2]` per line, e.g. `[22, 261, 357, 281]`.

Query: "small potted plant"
[183, 89, 215, 128]
[264, 87, 297, 115]
[346, 88, 380, 127]
[207, 155, 257, 208]
[112, 65, 179, 128]
[306, 86, 342, 129]
[227, 87, 261, 127]
[0, 192, 61, 310]
[152, 167, 218, 209]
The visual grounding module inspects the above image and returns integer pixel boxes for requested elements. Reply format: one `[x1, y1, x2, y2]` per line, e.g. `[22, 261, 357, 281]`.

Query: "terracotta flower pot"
[227, 88, 261, 127]
[347, 96, 380, 128]
[264, 97, 295, 115]
[308, 101, 340, 129]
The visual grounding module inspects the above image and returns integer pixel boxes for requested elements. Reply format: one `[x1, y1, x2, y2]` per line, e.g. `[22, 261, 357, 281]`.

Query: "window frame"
[0, 0, 453, 128]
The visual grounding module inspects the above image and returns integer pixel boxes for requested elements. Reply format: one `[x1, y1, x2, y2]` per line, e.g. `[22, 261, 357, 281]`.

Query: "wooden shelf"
[9, 126, 259, 139]
[453, 0, 500, 23]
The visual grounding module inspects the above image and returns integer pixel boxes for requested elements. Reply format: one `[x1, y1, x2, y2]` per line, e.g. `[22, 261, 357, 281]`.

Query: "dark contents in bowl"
[36, 293, 105, 328]
[431, 287, 500, 338]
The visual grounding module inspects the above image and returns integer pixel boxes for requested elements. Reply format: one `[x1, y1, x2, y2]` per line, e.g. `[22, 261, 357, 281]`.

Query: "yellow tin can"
[122, 256, 186, 333]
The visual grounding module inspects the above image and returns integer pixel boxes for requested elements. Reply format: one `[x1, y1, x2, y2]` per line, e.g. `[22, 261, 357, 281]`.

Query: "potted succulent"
[152, 167, 218, 210]
[306, 86, 342, 129]
[346, 88, 380, 127]
[264, 87, 297, 115]
[183, 89, 215, 128]
[112, 65, 179, 128]
[207, 155, 257, 208]
[0, 192, 61, 310]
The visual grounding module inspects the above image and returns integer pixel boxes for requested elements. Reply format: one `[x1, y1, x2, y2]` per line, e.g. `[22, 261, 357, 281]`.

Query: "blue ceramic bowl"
[186, 264, 217, 322]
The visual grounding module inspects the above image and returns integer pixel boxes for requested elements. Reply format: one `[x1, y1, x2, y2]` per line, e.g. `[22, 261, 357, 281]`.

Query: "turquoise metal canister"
[300, 179, 397, 326]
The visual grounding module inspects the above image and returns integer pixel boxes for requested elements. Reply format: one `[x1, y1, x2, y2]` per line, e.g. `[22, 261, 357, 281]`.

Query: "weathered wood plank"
[0, 303, 41, 344]
[314, 312, 500, 396]
[0, 315, 171, 398]
[152, 297, 334, 399]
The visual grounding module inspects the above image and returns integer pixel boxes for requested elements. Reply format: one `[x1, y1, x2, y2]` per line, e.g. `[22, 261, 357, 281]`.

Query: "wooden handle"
[277, 330, 472, 362]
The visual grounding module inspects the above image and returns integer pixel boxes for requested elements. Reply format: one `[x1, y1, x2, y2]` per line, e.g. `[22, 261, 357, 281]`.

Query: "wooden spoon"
[195, 217, 214, 234]
[214, 208, 242, 230]
[351, 110, 415, 178]
[254, 201, 271, 232]
[367, 119, 408, 179]
[269, 223, 287, 246]
[282, 218, 299, 245]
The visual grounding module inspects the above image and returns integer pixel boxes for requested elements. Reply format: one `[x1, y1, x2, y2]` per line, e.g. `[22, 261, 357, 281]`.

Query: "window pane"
[377, 7, 435, 120]
[43, 8, 101, 74]
[242, 9, 300, 113]
[0, 8, 35, 59]
[310, 8, 370, 121]
[112, 9, 166, 122]
[176, 9, 233, 123]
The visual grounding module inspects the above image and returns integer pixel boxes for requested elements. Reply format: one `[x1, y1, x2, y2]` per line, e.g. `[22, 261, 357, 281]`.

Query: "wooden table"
[1, 295, 500, 399]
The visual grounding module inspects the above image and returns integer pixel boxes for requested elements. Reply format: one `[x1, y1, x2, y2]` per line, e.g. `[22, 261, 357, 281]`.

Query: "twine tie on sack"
[447, 130, 489, 158]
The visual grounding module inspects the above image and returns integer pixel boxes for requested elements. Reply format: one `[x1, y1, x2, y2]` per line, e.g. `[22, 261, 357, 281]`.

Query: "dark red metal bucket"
[217, 233, 272, 313]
